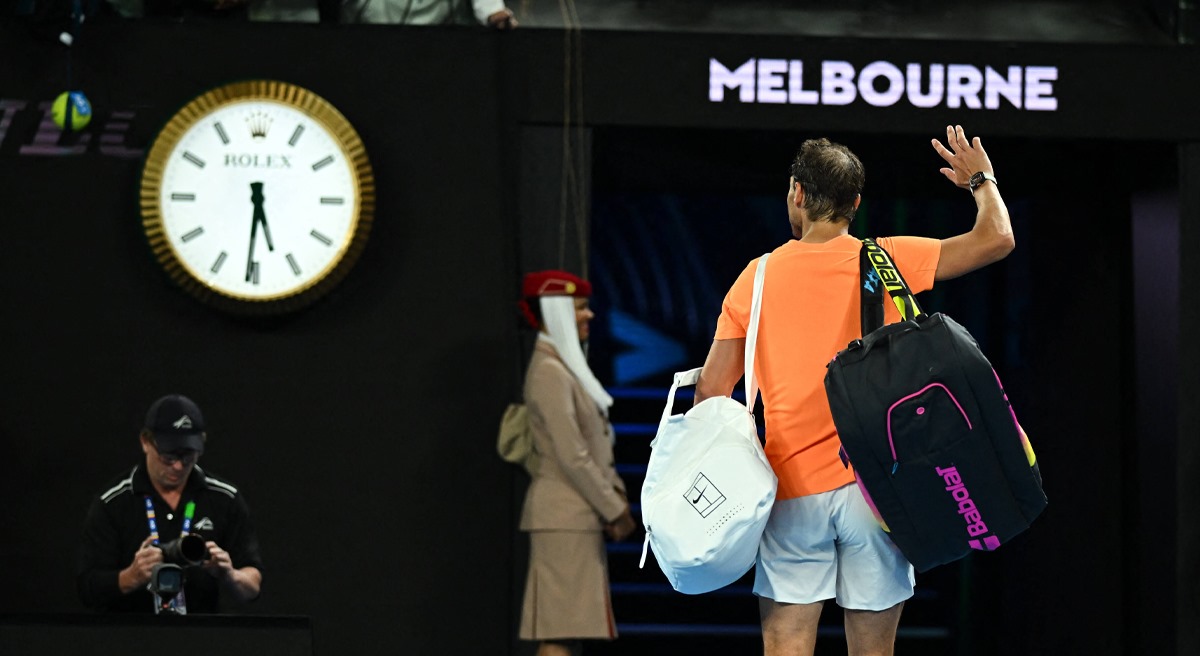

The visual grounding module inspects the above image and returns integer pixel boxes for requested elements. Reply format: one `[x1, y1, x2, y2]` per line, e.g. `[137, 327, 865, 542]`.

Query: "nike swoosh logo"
[692, 487, 706, 504]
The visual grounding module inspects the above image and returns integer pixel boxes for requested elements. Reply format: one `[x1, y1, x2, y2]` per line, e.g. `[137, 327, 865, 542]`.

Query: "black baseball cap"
[144, 394, 207, 455]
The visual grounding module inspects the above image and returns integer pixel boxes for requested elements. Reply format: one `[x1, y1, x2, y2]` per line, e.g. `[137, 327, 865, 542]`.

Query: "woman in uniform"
[516, 270, 637, 656]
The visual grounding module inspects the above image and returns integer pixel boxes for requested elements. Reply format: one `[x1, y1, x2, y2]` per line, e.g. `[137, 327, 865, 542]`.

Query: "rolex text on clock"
[140, 80, 375, 313]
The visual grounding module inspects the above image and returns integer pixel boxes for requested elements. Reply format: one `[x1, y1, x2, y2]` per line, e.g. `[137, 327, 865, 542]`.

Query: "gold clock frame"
[139, 80, 376, 314]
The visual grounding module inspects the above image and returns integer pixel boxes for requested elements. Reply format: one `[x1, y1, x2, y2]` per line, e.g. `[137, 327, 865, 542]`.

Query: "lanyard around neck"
[144, 496, 195, 544]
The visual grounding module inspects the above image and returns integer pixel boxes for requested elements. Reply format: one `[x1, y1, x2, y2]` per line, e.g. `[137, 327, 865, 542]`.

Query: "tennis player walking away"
[696, 126, 1013, 656]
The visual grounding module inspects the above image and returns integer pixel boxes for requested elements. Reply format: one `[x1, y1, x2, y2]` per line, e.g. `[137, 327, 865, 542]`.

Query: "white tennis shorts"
[754, 482, 915, 611]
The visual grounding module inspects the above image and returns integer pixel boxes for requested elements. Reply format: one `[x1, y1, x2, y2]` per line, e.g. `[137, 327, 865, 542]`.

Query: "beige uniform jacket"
[519, 339, 627, 531]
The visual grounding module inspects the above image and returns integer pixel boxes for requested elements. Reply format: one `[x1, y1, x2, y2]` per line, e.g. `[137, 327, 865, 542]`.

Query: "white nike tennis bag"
[639, 255, 778, 594]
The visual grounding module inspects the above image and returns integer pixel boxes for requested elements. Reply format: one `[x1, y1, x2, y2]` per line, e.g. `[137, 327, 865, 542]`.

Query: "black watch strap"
[969, 171, 998, 192]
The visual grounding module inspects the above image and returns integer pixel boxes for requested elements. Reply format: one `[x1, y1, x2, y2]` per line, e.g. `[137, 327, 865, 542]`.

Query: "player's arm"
[695, 338, 745, 405]
[931, 125, 1015, 281]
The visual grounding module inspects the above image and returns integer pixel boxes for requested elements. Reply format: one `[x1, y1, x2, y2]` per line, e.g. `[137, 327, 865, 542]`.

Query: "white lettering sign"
[709, 58, 1059, 111]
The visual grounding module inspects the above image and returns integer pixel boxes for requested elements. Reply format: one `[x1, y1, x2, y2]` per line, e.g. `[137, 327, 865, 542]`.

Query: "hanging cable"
[556, 0, 588, 275]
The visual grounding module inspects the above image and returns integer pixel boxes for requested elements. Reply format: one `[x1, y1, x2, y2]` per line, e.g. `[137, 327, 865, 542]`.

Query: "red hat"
[518, 270, 591, 329]
[521, 270, 592, 298]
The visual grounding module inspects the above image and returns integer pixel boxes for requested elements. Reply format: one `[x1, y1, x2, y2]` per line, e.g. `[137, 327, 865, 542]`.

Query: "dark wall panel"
[985, 190, 1130, 656]
[1178, 142, 1200, 656]
[0, 21, 520, 655]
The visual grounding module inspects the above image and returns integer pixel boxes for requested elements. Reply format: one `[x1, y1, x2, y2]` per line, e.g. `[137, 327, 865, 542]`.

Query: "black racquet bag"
[824, 239, 1046, 573]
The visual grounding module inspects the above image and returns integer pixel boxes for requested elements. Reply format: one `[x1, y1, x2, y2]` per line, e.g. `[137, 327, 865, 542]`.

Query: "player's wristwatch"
[969, 171, 998, 192]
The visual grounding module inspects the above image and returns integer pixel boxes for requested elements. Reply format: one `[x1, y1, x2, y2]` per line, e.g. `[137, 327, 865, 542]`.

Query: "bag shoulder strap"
[860, 243, 885, 335]
[654, 253, 770, 436]
[744, 253, 769, 408]
[859, 238, 924, 336]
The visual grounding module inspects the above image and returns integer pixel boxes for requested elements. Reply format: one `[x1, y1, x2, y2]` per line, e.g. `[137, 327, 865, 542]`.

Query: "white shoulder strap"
[652, 253, 770, 442]
[744, 253, 769, 408]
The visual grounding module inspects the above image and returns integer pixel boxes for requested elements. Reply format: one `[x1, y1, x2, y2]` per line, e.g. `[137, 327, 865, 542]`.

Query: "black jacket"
[77, 464, 263, 613]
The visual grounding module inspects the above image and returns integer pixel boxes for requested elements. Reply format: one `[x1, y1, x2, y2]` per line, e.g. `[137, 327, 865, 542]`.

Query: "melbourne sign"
[709, 58, 1058, 111]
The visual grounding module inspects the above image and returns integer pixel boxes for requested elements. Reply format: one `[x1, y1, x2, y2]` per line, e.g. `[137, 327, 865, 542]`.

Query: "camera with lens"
[158, 533, 209, 567]
[147, 534, 208, 615]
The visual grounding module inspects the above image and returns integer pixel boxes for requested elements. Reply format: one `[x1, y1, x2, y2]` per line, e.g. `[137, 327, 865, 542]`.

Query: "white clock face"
[155, 99, 362, 301]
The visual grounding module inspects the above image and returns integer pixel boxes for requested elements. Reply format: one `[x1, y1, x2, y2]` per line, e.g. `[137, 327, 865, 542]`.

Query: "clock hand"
[246, 182, 264, 283]
[255, 182, 275, 252]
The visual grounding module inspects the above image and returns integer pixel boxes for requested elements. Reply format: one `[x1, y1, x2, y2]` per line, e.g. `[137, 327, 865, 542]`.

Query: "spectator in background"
[248, 0, 321, 21]
[100, 0, 251, 19]
[516, 271, 636, 656]
[65, 0, 513, 25]
[341, 0, 516, 27]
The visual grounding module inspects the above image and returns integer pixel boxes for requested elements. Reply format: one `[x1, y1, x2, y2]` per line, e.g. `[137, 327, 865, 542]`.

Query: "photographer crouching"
[77, 394, 263, 614]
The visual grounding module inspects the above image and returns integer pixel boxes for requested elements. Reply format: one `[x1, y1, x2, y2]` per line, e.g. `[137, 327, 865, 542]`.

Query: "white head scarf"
[538, 295, 613, 412]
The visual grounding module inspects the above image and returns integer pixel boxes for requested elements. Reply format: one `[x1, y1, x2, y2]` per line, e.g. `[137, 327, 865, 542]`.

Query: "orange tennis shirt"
[715, 234, 942, 500]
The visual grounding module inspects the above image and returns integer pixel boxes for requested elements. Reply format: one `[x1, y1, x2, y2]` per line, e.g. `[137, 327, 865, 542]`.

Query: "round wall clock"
[140, 80, 375, 313]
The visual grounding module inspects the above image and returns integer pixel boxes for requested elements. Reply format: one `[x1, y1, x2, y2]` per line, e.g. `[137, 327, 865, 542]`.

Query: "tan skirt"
[519, 530, 617, 641]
